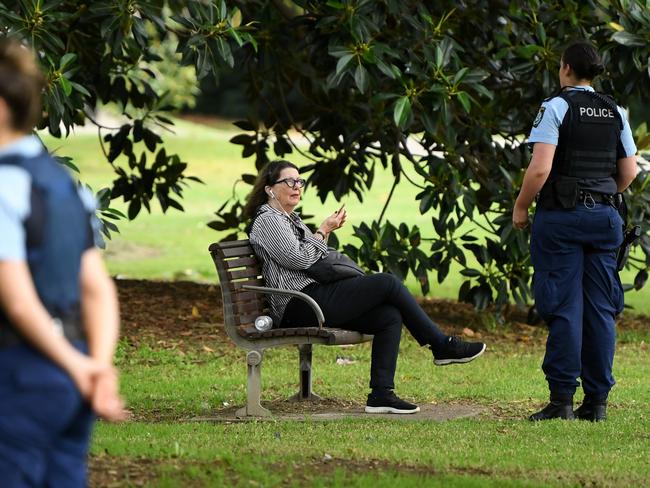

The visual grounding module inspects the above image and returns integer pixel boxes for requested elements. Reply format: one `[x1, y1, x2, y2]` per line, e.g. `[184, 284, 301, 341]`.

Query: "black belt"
[0, 318, 86, 348]
[578, 190, 616, 206]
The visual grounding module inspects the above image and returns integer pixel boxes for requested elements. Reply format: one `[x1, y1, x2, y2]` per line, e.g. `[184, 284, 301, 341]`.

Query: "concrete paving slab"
[188, 403, 485, 423]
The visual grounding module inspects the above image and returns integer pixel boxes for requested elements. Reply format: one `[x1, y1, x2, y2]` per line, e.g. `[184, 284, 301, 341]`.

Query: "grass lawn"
[40, 118, 650, 313]
[91, 327, 650, 487]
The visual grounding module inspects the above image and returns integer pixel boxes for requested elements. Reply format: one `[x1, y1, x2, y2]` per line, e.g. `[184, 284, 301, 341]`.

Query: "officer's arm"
[514, 142, 556, 210]
[0, 260, 102, 396]
[79, 249, 127, 421]
[80, 248, 120, 366]
[615, 156, 638, 192]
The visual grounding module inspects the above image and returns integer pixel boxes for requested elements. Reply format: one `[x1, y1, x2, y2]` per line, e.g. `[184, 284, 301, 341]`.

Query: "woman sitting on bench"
[244, 160, 486, 414]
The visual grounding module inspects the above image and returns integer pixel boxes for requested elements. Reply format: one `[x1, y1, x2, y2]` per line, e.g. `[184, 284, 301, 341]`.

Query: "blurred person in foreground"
[0, 38, 127, 487]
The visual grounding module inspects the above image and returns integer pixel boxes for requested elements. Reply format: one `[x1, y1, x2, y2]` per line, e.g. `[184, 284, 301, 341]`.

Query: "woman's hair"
[561, 40, 605, 81]
[0, 38, 45, 132]
[243, 159, 299, 221]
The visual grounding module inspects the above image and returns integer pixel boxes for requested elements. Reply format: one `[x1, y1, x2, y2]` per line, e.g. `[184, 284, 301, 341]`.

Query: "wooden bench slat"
[235, 326, 368, 344]
[219, 246, 254, 258]
[233, 300, 266, 315]
[209, 240, 250, 252]
[228, 267, 262, 280]
[223, 256, 258, 269]
[229, 278, 265, 291]
[230, 290, 264, 303]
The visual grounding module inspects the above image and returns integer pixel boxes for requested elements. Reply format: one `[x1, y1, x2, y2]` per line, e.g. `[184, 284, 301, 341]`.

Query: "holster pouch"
[552, 178, 579, 209]
[539, 178, 579, 210]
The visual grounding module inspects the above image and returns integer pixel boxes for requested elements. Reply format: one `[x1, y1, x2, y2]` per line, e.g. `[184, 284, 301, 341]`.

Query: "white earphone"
[268, 189, 276, 199]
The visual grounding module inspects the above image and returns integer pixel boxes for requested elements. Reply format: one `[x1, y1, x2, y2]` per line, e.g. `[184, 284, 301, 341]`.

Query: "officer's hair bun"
[590, 62, 605, 77]
[563, 40, 604, 80]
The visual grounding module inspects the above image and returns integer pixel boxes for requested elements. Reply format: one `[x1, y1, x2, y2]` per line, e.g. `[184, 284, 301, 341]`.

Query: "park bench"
[209, 239, 372, 417]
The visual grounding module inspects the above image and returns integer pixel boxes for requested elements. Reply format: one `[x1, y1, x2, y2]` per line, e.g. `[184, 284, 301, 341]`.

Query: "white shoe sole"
[364, 405, 420, 414]
[434, 343, 486, 366]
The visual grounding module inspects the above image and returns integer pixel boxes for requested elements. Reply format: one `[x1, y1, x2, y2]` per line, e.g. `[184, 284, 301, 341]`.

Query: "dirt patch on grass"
[117, 279, 228, 351]
[89, 455, 160, 487]
[115, 278, 555, 352]
[89, 453, 616, 487]
[89, 454, 230, 488]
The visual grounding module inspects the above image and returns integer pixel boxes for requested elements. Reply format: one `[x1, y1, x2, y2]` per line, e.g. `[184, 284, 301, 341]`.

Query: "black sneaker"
[365, 391, 420, 414]
[433, 336, 486, 366]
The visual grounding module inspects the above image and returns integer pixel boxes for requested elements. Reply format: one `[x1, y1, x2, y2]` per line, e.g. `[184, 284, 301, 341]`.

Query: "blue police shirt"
[0, 136, 101, 262]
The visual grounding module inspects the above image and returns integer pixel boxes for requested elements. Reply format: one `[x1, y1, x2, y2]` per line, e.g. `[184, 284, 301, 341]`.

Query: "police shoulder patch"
[532, 106, 546, 128]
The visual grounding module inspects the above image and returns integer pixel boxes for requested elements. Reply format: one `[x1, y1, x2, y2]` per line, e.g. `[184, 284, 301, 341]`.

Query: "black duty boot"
[574, 398, 607, 422]
[529, 394, 574, 421]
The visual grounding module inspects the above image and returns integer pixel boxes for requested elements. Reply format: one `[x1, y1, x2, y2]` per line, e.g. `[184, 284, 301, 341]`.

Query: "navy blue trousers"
[531, 203, 624, 400]
[282, 273, 448, 391]
[0, 343, 94, 487]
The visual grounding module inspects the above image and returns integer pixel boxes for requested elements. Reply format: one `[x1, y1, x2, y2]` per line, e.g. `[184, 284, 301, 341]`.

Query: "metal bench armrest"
[241, 285, 325, 328]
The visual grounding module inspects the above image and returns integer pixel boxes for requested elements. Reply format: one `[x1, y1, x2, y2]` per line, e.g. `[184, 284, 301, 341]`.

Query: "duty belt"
[0, 316, 86, 348]
[578, 190, 617, 208]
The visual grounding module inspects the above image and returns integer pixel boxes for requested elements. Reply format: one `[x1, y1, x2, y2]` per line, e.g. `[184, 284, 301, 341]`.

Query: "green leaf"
[354, 64, 368, 93]
[326, 0, 344, 8]
[460, 268, 481, 277]
[393, 96, 411, 128]
[335, 53, 354, 76]
[375, 58, 397, 79]
[612, 31, 646, 47]
[434, 45, 443, 67]
[418, 190, 434, 214]
[515, 45, 542, 59]
[456, 91, 471, 113]
[452, 67, 468, 85]
[59, 77, 72, 96]
[228, 27, 243, 47]
[128, 199, 141, 220]
[59, 53, 77, 70]
[536, 23, 546, 44]
[69, 81, 91, 97]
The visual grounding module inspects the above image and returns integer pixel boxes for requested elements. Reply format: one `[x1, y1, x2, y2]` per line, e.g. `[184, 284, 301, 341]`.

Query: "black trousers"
[281, 273, 448, 391]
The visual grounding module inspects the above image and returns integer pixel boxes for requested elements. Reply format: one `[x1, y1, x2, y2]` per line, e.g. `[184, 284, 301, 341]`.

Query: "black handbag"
[306, 248, 365, 283]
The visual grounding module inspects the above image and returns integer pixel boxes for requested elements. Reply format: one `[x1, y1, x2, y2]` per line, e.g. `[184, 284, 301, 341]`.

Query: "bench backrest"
[209, 239, 269, 339]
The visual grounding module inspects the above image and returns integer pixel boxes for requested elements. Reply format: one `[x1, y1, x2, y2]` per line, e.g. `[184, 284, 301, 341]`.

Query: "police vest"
[548, 89, 622, 183]
[0, 151, 93, 345]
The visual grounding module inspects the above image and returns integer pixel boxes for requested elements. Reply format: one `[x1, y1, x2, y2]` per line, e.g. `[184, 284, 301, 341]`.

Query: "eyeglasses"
[273, 177, 306, 189]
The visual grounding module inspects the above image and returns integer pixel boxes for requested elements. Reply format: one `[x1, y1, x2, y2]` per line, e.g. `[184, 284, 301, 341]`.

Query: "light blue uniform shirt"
[0, 136, 100, 261]
[528, 85, 637, 158]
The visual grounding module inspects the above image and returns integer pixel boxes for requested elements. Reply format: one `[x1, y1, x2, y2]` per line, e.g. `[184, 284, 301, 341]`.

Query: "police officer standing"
[513, 40, 638, 421]
[0, 39, 126, 485]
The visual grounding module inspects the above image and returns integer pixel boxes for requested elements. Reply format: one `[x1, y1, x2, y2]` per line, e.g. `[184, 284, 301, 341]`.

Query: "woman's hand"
[319, 205, 347, 235]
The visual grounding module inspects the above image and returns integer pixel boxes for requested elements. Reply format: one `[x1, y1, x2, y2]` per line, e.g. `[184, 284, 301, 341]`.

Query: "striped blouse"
[248, 204, 328, 324]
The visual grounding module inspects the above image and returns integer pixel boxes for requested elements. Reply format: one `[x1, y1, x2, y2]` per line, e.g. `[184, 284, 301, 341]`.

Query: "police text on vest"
[579, 106, 614, 118]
